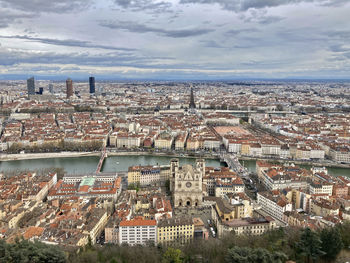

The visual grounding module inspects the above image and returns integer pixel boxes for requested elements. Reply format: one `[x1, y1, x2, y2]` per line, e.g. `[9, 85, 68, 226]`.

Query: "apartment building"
[128, 165, 170, 186]
[260, 166, 309, 191]
[310, 198, 340, 217]
[257, 191, 292, 222]
[309, 181, 333, 196]
[154, 133, 173, 150]
[119, 218, 157, 245]
[157, 217, 194, 244]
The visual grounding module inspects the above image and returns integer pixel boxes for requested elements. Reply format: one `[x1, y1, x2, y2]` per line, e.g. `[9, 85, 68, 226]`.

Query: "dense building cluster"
[256, 161, 350, 227]
[0, 80, 349, 254]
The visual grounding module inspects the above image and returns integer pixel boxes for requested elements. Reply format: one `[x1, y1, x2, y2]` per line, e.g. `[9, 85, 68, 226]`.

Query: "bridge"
[95, 147, 107, 174]
[220, 151, 249, 176]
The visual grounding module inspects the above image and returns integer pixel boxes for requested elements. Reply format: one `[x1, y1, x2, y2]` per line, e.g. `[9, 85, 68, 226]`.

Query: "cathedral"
[170, 159, 204, 207]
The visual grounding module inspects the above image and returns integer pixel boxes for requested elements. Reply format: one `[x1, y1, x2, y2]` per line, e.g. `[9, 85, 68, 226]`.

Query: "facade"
[257, 191, 292, 222]
[128, 165, 170, 186]
[309, 181, 333, 196]
[66, 78, 73, 99]
[105, 226, 119, 244]
[310, 198, 340, 217]
[119, 218, 157, 245]
[116, 134, 142, 148]
[89, 76, 95, 94]
[206, 196, 251, 222]
[173, 159, 204, 207]
[83, 208, 108, 244]
[157, 217, 194, 244]
[211, 201, 276, 237]
[27, 77, 35, 95]
[330, 146, 350, 163]
[214, 176, 245, 197]
[154, 133, 173, 150]
[260, 166, 309, 191]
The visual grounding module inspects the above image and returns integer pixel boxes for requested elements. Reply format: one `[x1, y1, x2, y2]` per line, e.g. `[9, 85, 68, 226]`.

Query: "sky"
[0, 0, 349, 80]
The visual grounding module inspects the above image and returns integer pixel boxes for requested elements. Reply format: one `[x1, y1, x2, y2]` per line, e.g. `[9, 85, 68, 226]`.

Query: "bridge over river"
[220, 151, 249, 176]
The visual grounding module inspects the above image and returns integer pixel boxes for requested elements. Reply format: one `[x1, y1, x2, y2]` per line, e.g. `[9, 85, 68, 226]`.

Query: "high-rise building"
[66, 78, 73, 99]
[189, 87, 196, 109]
[89, 76, 95, 94]
[48, 83, 54, 94]
[27, 77, 35, 96]
[39, 87, 44, 95]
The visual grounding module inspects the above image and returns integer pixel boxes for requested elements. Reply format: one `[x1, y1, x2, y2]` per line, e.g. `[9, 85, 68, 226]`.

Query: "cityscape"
[0, 0, 350, 263]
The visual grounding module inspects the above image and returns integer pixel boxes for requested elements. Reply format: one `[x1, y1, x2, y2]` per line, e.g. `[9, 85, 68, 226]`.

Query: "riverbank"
[0, 150, 219, 162]
[1, 151, 349, 169]
[239, 156, 350, 169]
[107, 151, 219, 159]
[0, 151, 99, 161]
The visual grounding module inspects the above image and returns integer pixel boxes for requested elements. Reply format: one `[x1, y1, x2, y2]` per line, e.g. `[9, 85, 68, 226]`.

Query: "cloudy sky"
[0, 0, 349, 80]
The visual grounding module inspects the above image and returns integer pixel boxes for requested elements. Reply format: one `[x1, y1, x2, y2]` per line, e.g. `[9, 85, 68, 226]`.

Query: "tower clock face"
[186, 182, 192, 188]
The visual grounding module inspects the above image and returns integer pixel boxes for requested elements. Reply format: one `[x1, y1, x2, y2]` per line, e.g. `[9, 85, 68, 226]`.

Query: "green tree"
[296, 228, 325, 263]
[0, 239, 66, 263]
[162, 247, 182, 263]
[320, 227, 343, 261]
[225, 247, 287, 263]
[336, 221, 350, 249]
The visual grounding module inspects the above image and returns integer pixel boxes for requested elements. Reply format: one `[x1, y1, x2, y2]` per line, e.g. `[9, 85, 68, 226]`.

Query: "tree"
[162, 247, 183, 263]
[320, 227, 343, 262]
[336, 221, 350, 249]
[276, 104, 284, 111]
[0, 239, 66, 263]
[225, 247, 287, 263]
[296, 228, 325, 263]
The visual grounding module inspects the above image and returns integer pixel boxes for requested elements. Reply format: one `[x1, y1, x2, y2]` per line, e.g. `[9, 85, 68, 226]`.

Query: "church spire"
[189, 87, 196, 109]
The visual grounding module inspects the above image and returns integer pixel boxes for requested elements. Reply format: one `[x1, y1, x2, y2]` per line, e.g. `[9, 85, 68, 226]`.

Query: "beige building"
[310, 198, 340, 217]
[154, 133, 173, 150]
[83, 208, 108, 244]
[186, 138, 203, 151]
[157, 217, 194, 244]
[309, 181, 333, 196]
[128, 165, 170, 186]
[211, 201, 276, 237]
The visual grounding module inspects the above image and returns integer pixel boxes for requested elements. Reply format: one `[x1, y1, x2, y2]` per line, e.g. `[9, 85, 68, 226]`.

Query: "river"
[0, 155, 348, 177]
[0, 155, 225, 174]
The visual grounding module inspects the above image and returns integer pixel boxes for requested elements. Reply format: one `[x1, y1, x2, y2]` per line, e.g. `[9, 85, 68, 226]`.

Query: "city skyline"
[0, 0, 349, 80]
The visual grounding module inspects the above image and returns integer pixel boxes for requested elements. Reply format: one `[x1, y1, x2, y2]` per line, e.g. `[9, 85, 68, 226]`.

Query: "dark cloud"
[329, 44, 350, 53]
[325, 30, 350, 40]
[179, 0, 297, 11]
[256, 15, 284, 24]
[0, 10, 34, 28]
[0, 0, 92, 13]
[0, 35, 136, 51]
[200, 40, 227, 49]
[99, 20, 214, 38]
[113, 0, 172, 13]
[179, 0, 349, 12]
[226, 28, 259, 35]
[0, 47, 174, 68]
[320, 0, 350, 7]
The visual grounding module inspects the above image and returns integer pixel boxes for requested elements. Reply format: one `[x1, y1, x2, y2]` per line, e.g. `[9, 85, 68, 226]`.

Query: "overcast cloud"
[0, 0, 349, 79]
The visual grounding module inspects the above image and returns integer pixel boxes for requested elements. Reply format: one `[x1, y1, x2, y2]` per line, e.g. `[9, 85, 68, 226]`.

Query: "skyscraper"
[89, 76, 95, 94]
[27, 77, 35, 96]
[48, 83, 54, 94]
[189, 87, 196, 109]
[66, 78, 73, 99]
